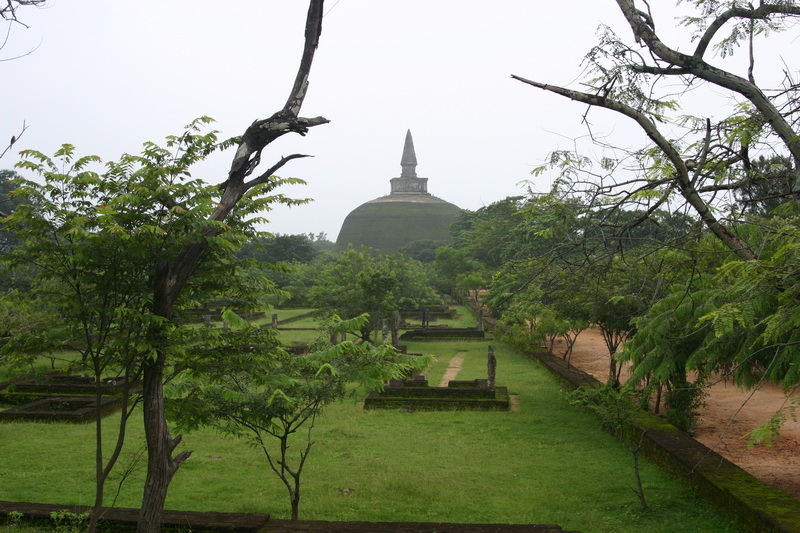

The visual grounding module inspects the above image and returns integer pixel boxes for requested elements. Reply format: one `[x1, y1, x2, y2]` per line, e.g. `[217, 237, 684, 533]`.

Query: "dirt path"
[438, 353, 465, 387]
[553, 328, 800, 500]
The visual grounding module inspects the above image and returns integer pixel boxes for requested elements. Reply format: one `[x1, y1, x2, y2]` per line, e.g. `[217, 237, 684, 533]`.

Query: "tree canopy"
[308, 247, 439, 341]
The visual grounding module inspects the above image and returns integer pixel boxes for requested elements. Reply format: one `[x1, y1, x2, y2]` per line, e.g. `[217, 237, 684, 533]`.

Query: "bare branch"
[225, 0, 328, 189]
[615, 0, 800, 177]
[0, 0, 47, 28]
[512, 74, 757, 261]
[692, 3, 800, 61]
[138, 4, 329, 529]
[0, 120, 26, 160]
[245, 154, 312, 190]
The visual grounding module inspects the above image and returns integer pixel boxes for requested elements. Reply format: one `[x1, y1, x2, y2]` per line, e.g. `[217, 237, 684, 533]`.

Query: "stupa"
[335, 130, 462, 253]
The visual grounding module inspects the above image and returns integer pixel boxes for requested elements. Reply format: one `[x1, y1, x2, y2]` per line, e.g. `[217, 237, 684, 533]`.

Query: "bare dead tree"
[136, 2, 328, 532]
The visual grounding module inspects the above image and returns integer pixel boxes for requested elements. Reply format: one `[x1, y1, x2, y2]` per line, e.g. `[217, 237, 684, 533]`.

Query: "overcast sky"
[3, 1, 791, 239]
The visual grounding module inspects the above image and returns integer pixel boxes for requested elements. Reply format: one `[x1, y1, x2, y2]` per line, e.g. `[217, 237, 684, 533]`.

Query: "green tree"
[495, 292, 559, 354]
[511, 1, 800, 434]
[5, 145, 170, 532]
[309, 247, 439, 342]
[455, 270, 487, 301]
[0, 289, 60, 372]
[397, 238, 448, 263]
[4, 2, 329, 527]
[621, 225, 800, 432]
[171, 314, 432, 520]
[309, 232, 335, 254]
[1, 169, 24, 252]
[452, 197, 525, 268]
[0, 169, 37, 290]
[432, 246, 481, 295]
[4, 132, 292, 531]
[735, 155, 796, 216]
[238, 233, 317, 264]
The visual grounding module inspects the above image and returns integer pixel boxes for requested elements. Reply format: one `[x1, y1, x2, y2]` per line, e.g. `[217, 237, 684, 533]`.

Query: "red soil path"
[552, 328, 800, 500]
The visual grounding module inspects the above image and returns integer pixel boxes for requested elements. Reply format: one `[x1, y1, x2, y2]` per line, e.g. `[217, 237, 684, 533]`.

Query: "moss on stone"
[335, 194, 462, 254]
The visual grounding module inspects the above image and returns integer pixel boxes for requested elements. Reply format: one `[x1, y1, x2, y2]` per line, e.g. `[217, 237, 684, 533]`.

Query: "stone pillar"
[203, 314, 211, 328]
[423, 309, 429, 331]
[271, 313, 279, 329]
[477, 310, 484, 332]
[330, 332, 338, 345]
[487, 345, 496, 390]
[391, 310, 400, 346]
[381, 319, 389, 344]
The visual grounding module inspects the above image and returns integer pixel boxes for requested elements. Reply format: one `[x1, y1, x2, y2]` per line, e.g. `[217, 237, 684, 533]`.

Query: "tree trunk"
[608, 357, 618, 387]
[134, 2, 326, 529]
[89, 362, 135, 533]
[654, 385, 662, 415]
[291, 493, 300, 521]
[138, 358, 169, 533]
[632, 447, 648, 510]
[89, 382, 105, 533]
[137, 355, 191, 533]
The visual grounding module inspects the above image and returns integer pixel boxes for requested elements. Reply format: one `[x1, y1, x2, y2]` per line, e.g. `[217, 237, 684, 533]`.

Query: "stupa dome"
[335, 130, 462, 254]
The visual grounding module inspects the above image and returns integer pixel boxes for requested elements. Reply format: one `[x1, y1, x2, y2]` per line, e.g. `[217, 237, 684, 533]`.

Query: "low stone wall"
[399, 328, 485, 341]
[368, 386, 497, 400]
[0, 396, 121, 423]
[1, 372, 133, 401]
[528, 351, 800, 533]
[0, 500, 575, 532]
[0, 371, 137, 423]
[400, 305, 457, 321]
[0, 500, 268, 532]
[363, 386, 510, 411]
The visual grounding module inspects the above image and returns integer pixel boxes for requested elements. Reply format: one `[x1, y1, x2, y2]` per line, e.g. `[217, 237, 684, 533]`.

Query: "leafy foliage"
[171, 314, 432, 520]
[307, 247, 439, 341]
[0, 118, 301, 530]
[238, 233, 319, 264]
[431, 245, 482, 295]
[507, 0, 800, 439]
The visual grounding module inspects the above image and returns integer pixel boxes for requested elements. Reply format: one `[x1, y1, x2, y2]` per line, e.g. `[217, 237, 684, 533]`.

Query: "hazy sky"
[3, 1, 789, 239]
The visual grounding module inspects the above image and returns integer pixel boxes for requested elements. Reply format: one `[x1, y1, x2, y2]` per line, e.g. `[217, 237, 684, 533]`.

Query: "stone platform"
[364, 377, 510, 411]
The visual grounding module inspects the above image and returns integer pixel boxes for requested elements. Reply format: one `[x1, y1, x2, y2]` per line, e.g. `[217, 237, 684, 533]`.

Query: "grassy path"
[437, 352, 465, 386]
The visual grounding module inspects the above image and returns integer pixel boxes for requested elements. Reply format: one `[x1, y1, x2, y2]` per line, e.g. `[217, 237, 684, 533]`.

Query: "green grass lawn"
[0, 352, 75, 383]
[0, 337, 742, 532]
[273, 308, 321, 325]
[275, 328, 320, 345]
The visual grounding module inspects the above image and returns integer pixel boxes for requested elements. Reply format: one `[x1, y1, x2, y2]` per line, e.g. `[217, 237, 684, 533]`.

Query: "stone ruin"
[397, 305, 487, 341]
[0, 371, 137, 423]
[363, 345, 509, 411]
